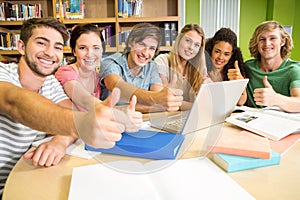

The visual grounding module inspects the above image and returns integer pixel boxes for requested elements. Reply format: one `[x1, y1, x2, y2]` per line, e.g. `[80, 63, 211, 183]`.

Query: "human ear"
[17, 40, 25, 55]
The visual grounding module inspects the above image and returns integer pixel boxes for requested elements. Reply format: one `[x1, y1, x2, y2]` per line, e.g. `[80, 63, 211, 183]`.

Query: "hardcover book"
[209, 150, 281, 173]
[85, 129, 185, 160]
[210, 130, 271, 159]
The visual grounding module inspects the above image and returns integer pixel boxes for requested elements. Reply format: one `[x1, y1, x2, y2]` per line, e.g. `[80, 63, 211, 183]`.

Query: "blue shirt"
[100, 52, 162, 100]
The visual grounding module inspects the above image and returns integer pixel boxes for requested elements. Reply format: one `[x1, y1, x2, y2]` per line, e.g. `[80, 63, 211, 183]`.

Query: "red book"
[210, 130, 271, 159]
[269, 134, 300, 155]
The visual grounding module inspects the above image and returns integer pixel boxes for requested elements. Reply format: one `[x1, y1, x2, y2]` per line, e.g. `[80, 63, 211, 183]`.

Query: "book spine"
[118, 0, 123, 18]
[122, 0, 128, 18]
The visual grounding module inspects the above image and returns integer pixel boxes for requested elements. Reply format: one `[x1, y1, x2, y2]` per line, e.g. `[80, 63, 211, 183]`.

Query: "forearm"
[237, 89, 247, 106]
[114, 80, 157, 105]
[0, 83, 78, 137]
[275, 94, 300, 113]
[63, 81, 95, 110]
[180, 101, 193, 111]
[135, 103, 165, 113]
[51, 135, 77, 147]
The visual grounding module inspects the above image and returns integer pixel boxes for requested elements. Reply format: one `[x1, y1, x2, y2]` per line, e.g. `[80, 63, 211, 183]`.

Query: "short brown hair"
[20, 18, 69, 46]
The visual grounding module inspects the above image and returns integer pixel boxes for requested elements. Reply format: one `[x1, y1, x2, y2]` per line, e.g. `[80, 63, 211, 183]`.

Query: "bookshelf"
[0, 0, 180, 62]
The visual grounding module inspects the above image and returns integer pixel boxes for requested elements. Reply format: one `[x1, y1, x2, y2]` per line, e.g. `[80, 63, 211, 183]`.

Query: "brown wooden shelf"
[117, 16, 179, 23]
[0, 50, 20, 55]
[62, 18, 116, 24]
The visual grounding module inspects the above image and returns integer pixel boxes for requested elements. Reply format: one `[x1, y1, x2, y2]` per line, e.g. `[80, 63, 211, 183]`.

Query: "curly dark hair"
[205, 28, 247, 81]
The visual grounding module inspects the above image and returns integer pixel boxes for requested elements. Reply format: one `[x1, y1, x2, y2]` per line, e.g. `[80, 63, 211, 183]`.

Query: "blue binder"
[85, 129, 185, 160]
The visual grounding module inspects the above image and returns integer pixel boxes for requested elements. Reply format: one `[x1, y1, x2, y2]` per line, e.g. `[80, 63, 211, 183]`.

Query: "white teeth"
[84, 59, 95, 64]
[40, 58, 53, 65]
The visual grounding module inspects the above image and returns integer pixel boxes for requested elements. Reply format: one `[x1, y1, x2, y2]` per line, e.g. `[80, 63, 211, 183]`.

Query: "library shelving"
[0, 0, 180, 62]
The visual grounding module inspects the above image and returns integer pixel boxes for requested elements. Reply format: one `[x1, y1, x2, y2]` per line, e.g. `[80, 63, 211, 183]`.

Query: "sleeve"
[55, 65, 78, 85]
[149, 62, 162, 86]
[289, 64, 300, 89]
[99, 58, 123, 86]
[52, 79, 69, 103]
[154, 54, 169, 80]
[43, 76, 69, 104]
[0, 63, 15, 84]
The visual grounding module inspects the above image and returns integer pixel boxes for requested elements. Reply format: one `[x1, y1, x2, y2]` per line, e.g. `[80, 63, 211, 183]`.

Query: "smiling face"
[257, 28, 284, 61]
[127, 36, 158, 68]
[21, 27, 64, 76]
[73, 32, 103, 71]
[178, 30, 202, 61]
[211, 41, 233, 72]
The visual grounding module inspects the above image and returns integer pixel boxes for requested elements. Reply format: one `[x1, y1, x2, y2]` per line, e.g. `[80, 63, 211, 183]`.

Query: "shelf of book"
[0, 0, 180, 62]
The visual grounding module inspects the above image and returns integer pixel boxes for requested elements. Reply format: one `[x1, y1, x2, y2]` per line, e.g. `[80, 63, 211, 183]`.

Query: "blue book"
[210, 150, 281, 173]
[117, 0, 123, 18]
[85, 129, 184, 160]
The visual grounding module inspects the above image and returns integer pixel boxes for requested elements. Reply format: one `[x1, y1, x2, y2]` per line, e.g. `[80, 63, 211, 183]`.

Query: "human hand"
[75, 88, 125, 148]
[227, 61, 244, 80]
[125, 95, 143, 132]
[23, 138, 66, 167]
[157, 74, 183, 112]
[253, 76, 278, 106]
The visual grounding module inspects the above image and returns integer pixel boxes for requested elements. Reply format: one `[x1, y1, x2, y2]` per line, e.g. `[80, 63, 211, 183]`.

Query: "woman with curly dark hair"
[206, 27, 248, 105]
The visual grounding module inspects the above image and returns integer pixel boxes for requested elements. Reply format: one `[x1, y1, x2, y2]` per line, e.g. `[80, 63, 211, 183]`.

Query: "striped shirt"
[0, 62, 69, 196]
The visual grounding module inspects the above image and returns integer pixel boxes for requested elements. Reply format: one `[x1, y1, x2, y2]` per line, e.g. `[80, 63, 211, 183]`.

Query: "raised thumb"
[234, 60, 240, 70]
[263, 76, 272, 88]
[128, 95, 137, 111]
[104, 87, 121, 107]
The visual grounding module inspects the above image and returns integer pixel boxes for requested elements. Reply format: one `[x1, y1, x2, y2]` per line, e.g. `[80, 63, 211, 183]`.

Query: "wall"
[239, 0, 268, 60]
[185, 0, 300, 60]
[185, 0, 200, 24]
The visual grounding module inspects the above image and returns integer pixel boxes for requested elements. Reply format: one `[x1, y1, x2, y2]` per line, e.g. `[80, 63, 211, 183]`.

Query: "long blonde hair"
[168, 24, 207, 98]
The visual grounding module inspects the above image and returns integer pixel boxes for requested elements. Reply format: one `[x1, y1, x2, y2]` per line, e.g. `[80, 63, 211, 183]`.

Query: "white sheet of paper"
[68, 158, 254, 200]
[32, 137, 100, 159]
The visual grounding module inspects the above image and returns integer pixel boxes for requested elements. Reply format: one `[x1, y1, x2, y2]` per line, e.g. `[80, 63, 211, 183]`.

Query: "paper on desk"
[68, 158, 255, 200]
[31, 137, 100, 159]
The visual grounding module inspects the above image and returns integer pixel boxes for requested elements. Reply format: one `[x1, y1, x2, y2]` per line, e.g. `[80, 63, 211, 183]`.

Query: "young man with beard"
[100, 23, 183, 113]
[0, 18, 140, 197]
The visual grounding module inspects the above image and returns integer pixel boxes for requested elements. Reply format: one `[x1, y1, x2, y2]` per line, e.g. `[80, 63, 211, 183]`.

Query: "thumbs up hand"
[156, 74, 183, 112]
[125, 95, 143, 132]
[253, 76, 278, 106]
[227, 61, 244, 80]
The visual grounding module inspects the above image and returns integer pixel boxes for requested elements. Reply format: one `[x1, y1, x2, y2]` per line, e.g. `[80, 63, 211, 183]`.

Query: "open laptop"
[150, 79, 249, 134]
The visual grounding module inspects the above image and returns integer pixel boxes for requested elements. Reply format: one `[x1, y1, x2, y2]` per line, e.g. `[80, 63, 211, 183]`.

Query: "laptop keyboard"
[164, 116, 187, 130]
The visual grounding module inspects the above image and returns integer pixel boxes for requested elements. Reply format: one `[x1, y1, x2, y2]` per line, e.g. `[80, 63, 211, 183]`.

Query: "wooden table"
[3, 122, 300, 200]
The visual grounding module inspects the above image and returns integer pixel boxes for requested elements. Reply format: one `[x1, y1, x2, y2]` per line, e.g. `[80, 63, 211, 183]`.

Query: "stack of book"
[208, 130, 282, 173]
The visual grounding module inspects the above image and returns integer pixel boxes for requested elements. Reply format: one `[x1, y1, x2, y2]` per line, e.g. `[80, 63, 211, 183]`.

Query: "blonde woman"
[155, 24, 220, 110]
